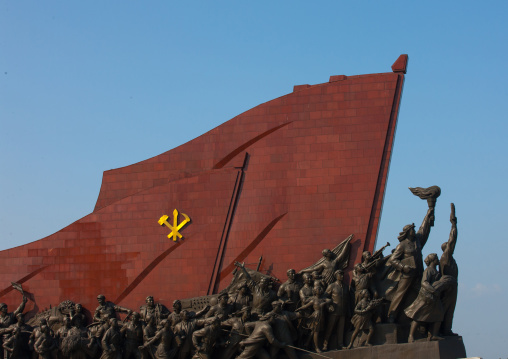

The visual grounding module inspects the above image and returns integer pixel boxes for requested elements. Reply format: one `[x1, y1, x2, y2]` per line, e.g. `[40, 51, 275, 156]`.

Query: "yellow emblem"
[158, 209, 191, 242]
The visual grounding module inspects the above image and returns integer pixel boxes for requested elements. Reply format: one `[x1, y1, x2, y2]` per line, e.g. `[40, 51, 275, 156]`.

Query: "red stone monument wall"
[0, 55, 408, 316]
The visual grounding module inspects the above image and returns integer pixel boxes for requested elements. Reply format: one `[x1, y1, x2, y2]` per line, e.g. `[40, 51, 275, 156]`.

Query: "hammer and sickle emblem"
[158, 209, 191, 242]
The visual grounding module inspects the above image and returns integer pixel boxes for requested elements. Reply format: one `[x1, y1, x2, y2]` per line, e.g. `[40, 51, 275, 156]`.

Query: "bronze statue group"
[0, 186, 459, 359]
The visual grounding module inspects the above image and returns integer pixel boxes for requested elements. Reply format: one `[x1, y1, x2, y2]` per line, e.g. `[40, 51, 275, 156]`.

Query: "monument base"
[300, 337, 467, 359]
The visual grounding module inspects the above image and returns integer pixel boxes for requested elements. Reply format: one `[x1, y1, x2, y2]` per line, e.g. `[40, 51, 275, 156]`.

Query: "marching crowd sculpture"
[0, 186, 460, 359]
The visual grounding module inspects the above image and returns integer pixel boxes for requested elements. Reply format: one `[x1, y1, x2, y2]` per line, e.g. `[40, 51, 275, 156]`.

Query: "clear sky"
[1, 1, 507, 358]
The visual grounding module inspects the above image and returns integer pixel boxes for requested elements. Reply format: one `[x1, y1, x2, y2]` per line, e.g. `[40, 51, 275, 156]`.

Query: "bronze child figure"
[347, 289, 382, 349]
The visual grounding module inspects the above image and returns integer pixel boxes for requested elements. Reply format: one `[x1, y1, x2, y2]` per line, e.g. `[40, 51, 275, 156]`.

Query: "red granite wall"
[0, 55, 407, 316]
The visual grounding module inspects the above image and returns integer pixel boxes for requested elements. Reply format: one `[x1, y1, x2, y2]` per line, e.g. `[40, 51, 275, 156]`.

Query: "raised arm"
[417, 207, 434, 249]
[444, 203, 458, 256]
[13, 296, 27, 317]
[234, 262, 256, 289]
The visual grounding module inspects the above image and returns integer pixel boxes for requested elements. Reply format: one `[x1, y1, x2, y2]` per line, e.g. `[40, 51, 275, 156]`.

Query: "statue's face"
[132, 314, 140, 324]
[146, 297, 154, 307]
[239, 286, 247, 294]
[408, 228, 416, 239]
[260, 278, 269, 289]
[173, 302, 181, 312]
[0, 306, 7, 314]
[97, 296, 105, 305]
[336, 272, 344, 281]
[219, 296, 228, 305]
[287, 270, 295, 280]
[304, 275, 312, 285]
[363, 252, 372, 262]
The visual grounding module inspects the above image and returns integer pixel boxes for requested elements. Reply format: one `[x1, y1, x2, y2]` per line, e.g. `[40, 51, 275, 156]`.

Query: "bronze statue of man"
[139, 319, 177, 359]
[277, 269, 301, 312]
[219, 306, 252, 359]
[205, 292, 234, 319]
[0, 295, 27, 329]
[268, 301, 301, 359]
[192, 316, 223, 359]
[139, 296, 170, 326]
[323, 269, 350, 350]
[387, 186, 439, 322]
[121, 312, 144, 359]
[174, 310, 210, 359]
[100, 318, 123, 359]
[235, 262, 277, 318]
[93, 294, 132, 323]
[236, 313, 286, 359]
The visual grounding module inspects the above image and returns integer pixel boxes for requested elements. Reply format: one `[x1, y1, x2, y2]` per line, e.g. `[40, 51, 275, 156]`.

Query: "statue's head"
[132, 312, 140, 324]
[238, 282, 248, 294]
[173, 300, 182, 311]
[398, 224, 415, 242]
[335, 269, 344, 281]
[354, 263, 365, 274]
[0, 303, 7, 314]
[146, 296, 154, 307]
[287, 269, 296, 280]
[424, 253, 439, 267]
[16, 313, 24, 325]
[322, 249, 333, 258]
[362, 251, 372, 262]
[313, 285, 323, 296]
[97, 294, 106, 305]
[212, 315, 222, 327]
[303, 273, 312, 285]
[180, 310, 189, 321]
[259, 277, 269, 289]
[75, 303, 83, 313]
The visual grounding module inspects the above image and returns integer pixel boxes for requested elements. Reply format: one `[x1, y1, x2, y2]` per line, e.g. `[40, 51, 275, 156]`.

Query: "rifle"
[362, 242, 390, 271]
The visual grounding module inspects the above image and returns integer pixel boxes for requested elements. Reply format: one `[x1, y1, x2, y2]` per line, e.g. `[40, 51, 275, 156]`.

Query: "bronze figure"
[347, 289, 383, 349]
[139, 296, 170, 327]
[93, 295, 132, 323]
[386, 186, 439, 322]
[323, 269, 350, 350]
[236, 313, 285, 359]
[440, 203, 459, 336]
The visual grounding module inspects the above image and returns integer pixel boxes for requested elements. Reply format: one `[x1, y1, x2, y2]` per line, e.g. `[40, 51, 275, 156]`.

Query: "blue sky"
[1, 1, 507, 357]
